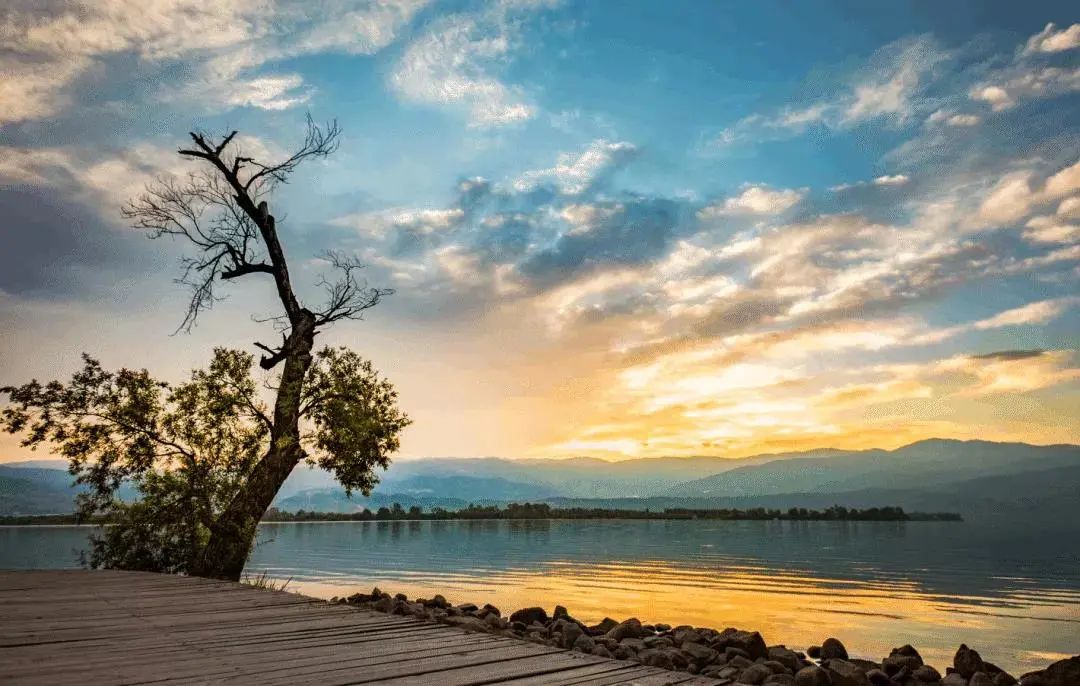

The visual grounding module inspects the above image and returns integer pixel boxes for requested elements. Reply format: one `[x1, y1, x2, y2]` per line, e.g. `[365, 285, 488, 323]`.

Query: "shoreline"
[334, 587, 1076, 685]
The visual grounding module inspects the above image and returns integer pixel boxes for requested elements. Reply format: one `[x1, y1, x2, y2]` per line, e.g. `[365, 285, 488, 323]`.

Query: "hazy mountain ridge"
[3, 439, 1078, 519]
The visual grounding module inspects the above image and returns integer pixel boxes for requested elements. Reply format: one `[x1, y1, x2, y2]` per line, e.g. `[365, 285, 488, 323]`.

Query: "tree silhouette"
[2, 118, 410, 580]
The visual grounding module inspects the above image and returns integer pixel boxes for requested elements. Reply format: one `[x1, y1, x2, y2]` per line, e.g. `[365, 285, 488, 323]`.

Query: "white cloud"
[513, 140, 637, 194]
[699, 185, 805, 217]
[1022, 23, 1080, 55]
[927, 109, 981, 127]
[978, 159, 1080, 228]
[390, 2, 548, 128]
[829, 174, 910, 192]
[0, 0, 428, 124]
[972, 298, 1077, 329]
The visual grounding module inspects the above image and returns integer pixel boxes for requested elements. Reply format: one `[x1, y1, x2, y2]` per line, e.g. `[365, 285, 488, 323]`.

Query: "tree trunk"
[193, 313, 316, 581]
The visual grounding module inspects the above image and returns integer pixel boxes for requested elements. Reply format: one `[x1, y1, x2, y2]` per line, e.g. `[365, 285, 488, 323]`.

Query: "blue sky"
[1, 0, 1078, 460]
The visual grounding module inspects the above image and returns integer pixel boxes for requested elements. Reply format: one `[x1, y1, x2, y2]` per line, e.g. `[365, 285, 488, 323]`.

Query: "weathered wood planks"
[0, 570, 719, 685]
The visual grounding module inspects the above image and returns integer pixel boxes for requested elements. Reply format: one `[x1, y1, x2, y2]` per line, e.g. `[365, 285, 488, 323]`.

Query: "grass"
[240, 571, 293, 592]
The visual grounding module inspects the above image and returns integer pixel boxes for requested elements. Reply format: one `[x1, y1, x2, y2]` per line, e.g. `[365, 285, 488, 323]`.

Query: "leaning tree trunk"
[194, 316, 316, 581]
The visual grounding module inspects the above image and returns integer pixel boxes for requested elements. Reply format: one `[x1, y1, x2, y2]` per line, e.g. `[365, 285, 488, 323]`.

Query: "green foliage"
[303, 347, 411, 496]
[1, 346, 409, 573]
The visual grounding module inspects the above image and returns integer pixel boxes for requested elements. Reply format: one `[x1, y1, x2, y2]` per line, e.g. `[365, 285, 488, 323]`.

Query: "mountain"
[664, 439, 1080, 498]
[4, 439, 1078, 520]
[0, 466, 79, 514]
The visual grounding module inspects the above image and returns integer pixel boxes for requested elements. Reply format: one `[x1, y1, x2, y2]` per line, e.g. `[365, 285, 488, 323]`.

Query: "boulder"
[970, 673, 995, 686]
[821, 637, 849, 661]
[589, 617, 619, 635]
[740, 663, 775, 685]
[673, 628, 704, 645]
[866, 670, 891, 686]
[481, 603, 500, 617]
[1018, 656, 1080, 686]
[913, 664, 943, 682]
[825, 659, 872, 686]
[765, 675, 796, 686]
[606, 618, 645, 642]
[712, 628, 769, 660]
[638, 648, 674, 670]
[590, 644, 613, 659]
[509, 607, 548, 625]
[942, 675, 968, 686]
[681, 641, 719, 664]
[955, 645, 987, 679]
[429, 594, 448, 608]
[807, 645, 823, 659]
[620, 637, 646, 653]
[483, 613, 502, 630]
[560, 622, 584, 649]
[572, 633, 595, 653]
[769, 646, 803, 672]
[885, 645, 925, 674]
[444, 616, 487, 632]
[794, 666, 832, 686]
[993, 672, 1018, 686]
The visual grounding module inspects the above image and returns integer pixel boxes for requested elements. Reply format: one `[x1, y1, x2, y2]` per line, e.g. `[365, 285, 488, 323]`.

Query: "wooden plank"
[0, 570, 720, 685]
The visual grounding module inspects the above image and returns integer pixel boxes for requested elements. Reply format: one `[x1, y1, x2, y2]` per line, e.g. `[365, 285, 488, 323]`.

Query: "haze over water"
[5, 518, 1077, 676]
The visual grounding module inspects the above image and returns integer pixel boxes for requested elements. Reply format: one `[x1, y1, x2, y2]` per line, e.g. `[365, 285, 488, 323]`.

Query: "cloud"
[710, 35, 947, 147]
[698, 185, 805, 217]
[829, 174, 910, 192]
[0, 0, 428, 124]
[926, 109, 981, 127]
[977, 159, 1080, 227]
[513, 140, 637, 194]
[390, 2, 550, 127]
[1022, 23, 1080, 55]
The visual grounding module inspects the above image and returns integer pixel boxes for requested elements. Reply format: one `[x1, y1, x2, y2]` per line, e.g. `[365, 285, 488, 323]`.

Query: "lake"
[2, 519, 1078, 676]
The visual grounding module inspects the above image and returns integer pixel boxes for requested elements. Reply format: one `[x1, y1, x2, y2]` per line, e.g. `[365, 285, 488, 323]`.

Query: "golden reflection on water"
[282, 557, 1079, 676]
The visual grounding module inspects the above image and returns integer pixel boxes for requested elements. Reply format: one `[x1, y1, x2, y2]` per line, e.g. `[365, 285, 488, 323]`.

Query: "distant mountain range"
[3, 439, 1079, 527]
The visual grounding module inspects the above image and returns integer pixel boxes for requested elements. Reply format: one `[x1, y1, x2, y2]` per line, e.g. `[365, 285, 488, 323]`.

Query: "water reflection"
[3, 519, 1077, 675]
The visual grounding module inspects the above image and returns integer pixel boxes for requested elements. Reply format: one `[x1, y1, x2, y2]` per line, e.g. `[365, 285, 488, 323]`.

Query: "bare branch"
[312, 252, 393, 327]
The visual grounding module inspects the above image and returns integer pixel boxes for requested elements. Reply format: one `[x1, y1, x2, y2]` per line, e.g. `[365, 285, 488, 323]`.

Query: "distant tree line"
[258, 503, 962, 522]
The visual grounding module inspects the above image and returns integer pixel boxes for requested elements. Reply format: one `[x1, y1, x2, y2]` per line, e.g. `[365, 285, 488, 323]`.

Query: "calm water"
[2, 519, 1078, 675]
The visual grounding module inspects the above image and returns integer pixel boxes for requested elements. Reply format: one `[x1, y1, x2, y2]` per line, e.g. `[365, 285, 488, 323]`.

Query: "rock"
[572, 633, 596, 653]
[729, 655, 754, 670]
[372, 596, 393, 612]
[589, 617, 618, 635]
[612, 645, 634, 660]
[942, 675, 968, 686]
[590, 644, 613, 658]
[638, 648, 674, 670]
[884, 644, 925, 675]
[956, 645, 987, 679]
[740, 663, 775, 685]
[820, 637, 849, 661]
[682, 641, 719, 664]
[606, 618, 644, 641]
[992, 672, 1018, 686]
[655, 623, 672, 632]
[765, 675, 796, 686]
[560, 622, 584, 649]
[429, 594, 448, 608]
[663, 647, 690, 669]
[970, 674, 995, 686]
[620, 638, 647, 653]
[825, 659, 872, 686]
[912, 664, 943, 682]
[673, 628, 704, 645]
[484, 613, 502, 629]
[510, 621, 527, 633]
[807, 646, 822, 659]
[1019, 656, 1080, 686]
[394, 593, 408, 601]
[763, 660, 792, 674]
[866, 669, 891, 685]
[726, 646, 752, 661]
[445, 616, 487, 632]
[769, 646, 803, 672]
[643, 635, 670, 648]
[509, 607, 548, 625]
[482, 603, 500, 617]
[712, 628, 769, 660]
[794, 665, 832, 686]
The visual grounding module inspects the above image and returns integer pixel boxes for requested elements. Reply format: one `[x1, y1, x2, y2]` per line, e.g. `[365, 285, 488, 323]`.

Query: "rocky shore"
[331, 588, 1078, 686]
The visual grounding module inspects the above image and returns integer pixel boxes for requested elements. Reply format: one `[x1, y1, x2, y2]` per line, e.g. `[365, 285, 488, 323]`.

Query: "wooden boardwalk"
[0, 570, 721, 685]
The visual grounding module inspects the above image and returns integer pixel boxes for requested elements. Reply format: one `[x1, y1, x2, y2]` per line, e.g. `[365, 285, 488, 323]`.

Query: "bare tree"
[119, 117, 394, 579]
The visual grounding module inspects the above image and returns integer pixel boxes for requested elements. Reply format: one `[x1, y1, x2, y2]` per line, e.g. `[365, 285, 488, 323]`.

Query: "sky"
[1, 0, 1078, 462]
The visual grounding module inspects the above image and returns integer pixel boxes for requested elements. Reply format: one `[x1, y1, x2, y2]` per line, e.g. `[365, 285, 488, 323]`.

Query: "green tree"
[1, 119, 410, 580]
